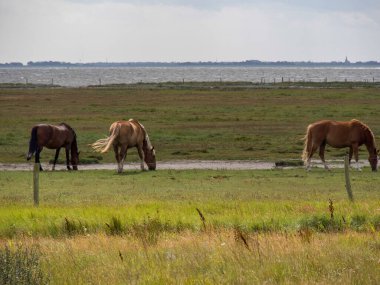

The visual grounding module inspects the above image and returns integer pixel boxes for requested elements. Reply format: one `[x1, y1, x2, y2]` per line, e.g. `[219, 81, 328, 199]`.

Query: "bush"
[0, 244, 48, 285]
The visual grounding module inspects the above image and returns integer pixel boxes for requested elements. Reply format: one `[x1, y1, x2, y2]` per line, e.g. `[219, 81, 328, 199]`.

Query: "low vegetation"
[1, 83, 380, 163]
[1, 83, 380, 283]
[0, 168, 379, 284]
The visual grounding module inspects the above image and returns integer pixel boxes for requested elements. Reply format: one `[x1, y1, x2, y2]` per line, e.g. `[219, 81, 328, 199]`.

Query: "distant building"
[344, 56, 350, 64]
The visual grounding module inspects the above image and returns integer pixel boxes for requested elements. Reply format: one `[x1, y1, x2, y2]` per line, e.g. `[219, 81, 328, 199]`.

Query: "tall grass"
[22, 231, 380, 284]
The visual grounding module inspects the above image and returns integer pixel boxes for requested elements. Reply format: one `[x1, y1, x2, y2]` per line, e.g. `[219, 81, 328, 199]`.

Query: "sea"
[0, 66, 379, 87]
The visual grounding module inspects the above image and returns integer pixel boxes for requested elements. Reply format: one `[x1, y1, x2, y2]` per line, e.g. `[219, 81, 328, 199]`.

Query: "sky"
[0, 0, 379, 63]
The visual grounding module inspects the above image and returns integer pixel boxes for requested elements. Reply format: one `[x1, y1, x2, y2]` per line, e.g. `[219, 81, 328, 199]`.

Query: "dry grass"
[3, 230, 378, 284]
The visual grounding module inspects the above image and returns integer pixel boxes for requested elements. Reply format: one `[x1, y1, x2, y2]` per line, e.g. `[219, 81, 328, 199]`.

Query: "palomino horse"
[27, 123, 79, 171]
[302, 119, 378, 171]
[91, 119, 156, 173]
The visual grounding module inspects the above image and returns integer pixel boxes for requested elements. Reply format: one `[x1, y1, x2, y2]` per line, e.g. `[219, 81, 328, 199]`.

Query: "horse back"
[36, 124, 74, 149]
[310, 120, 365, 148]
[113, 120, 145, 147]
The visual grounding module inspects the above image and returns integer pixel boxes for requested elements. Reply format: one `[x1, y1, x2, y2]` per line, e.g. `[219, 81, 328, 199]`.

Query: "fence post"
[344, 153, 354, 202]
[33, 163, 39, 206]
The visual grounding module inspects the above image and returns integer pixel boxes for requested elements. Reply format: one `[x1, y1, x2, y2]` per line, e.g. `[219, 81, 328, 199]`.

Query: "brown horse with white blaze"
[27, 123, 79, 171]
[302, 119, 378, 171]
[91, 119, 156, 173]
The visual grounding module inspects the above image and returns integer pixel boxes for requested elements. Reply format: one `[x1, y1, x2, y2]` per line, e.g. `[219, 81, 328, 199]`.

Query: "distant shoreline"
[1, 59, 380, 68]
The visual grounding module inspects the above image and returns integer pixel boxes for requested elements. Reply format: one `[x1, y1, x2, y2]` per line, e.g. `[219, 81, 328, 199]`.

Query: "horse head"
[143, 140, 156, 170]
[368, 149, 378, 172]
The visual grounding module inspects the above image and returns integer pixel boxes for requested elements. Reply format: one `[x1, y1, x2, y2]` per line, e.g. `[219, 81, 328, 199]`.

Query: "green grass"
[1, 84, 380, 163]
[0, 169, 379, 238]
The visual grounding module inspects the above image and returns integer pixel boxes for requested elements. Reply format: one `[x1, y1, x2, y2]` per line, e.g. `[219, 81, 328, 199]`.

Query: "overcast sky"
[0, 0, 379, 63]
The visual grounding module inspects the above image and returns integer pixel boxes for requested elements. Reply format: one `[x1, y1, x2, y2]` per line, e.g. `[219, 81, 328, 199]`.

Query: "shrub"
[0, 244, 48, 285]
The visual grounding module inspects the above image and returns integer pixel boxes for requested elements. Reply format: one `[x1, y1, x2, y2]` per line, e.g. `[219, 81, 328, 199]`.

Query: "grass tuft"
[106, 216, 124, 235]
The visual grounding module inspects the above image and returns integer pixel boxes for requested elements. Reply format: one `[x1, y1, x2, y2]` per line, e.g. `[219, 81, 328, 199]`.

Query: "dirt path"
[0, 160, 369, 171]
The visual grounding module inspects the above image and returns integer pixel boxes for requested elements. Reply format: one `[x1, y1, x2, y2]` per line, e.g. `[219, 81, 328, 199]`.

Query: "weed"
[233, 226, 250, 250]
[328, 199, 334, 220]
[196, 208, 206, 231]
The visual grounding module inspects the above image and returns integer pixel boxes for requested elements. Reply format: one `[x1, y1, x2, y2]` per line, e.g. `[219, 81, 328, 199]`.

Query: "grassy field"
[1, 83, 380, 284]
[1, 83, 380, 163]
[0, 168, 379, 284]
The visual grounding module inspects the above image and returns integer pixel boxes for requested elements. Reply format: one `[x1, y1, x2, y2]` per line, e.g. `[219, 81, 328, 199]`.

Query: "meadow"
[1, 83, 380, 163]
[1, 83, 380, 284]
[0, 169, 379, 284]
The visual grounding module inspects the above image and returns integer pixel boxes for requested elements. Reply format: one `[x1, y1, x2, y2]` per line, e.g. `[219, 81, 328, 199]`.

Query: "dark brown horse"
[302, 119, 378, 171]
[27, 123, 79, 171]
[91, 119, 156, 173]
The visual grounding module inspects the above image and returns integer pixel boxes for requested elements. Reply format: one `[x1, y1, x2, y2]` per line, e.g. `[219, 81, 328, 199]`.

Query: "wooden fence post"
[33, 163, 39, 206]
[344, 153, 354, 202]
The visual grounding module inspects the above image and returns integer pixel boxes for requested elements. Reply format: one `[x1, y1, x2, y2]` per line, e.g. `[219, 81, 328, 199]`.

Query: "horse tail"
[302, 124, 312, 164]
[91, 123, 120, 153]
[27, 126, 38, 160]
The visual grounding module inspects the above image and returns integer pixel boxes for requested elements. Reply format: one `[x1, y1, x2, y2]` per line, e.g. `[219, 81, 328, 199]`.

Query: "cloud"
[0, 0, 379, 62]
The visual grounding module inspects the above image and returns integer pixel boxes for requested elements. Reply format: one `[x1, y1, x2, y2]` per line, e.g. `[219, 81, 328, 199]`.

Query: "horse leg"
[113, 145, 122, 173]
[349, 147, 353, 166]
[119, 145, 128, 173]
[352, 144, 361, 171]
[319, 142, 330, 171]
[137, 145, 146, 171]
[65, 146, 72, 170]
[52, 148, 61, 171]
[306, 144, 318, 171]
[35, 147, 43, 171]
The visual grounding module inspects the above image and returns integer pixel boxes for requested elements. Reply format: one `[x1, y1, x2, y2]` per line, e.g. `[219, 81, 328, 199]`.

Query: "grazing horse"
[302, 119, 378, 171]
[27, 123, 79, 171]
[91, 119, 156, 173]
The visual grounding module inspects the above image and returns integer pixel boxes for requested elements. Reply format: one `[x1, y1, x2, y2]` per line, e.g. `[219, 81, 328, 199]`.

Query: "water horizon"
[1, 66, 379, 87]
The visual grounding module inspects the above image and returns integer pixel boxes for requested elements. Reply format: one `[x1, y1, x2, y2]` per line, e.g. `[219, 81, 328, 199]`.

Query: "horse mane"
[129, 119, 153, 149]
[351, 119, 376, 148]
[59, 122, 76, 137]
[59, 122, 78, 152]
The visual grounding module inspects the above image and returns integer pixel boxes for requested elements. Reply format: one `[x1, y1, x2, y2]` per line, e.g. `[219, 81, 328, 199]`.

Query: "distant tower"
[344, 56, 350, 64]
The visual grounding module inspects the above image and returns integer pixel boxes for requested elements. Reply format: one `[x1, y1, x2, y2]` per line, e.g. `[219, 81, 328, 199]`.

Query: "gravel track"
[0, 160, 370, 171]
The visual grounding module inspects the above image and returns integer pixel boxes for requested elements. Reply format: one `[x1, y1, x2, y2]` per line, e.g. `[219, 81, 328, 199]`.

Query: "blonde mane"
[130, 119, 153, 149]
